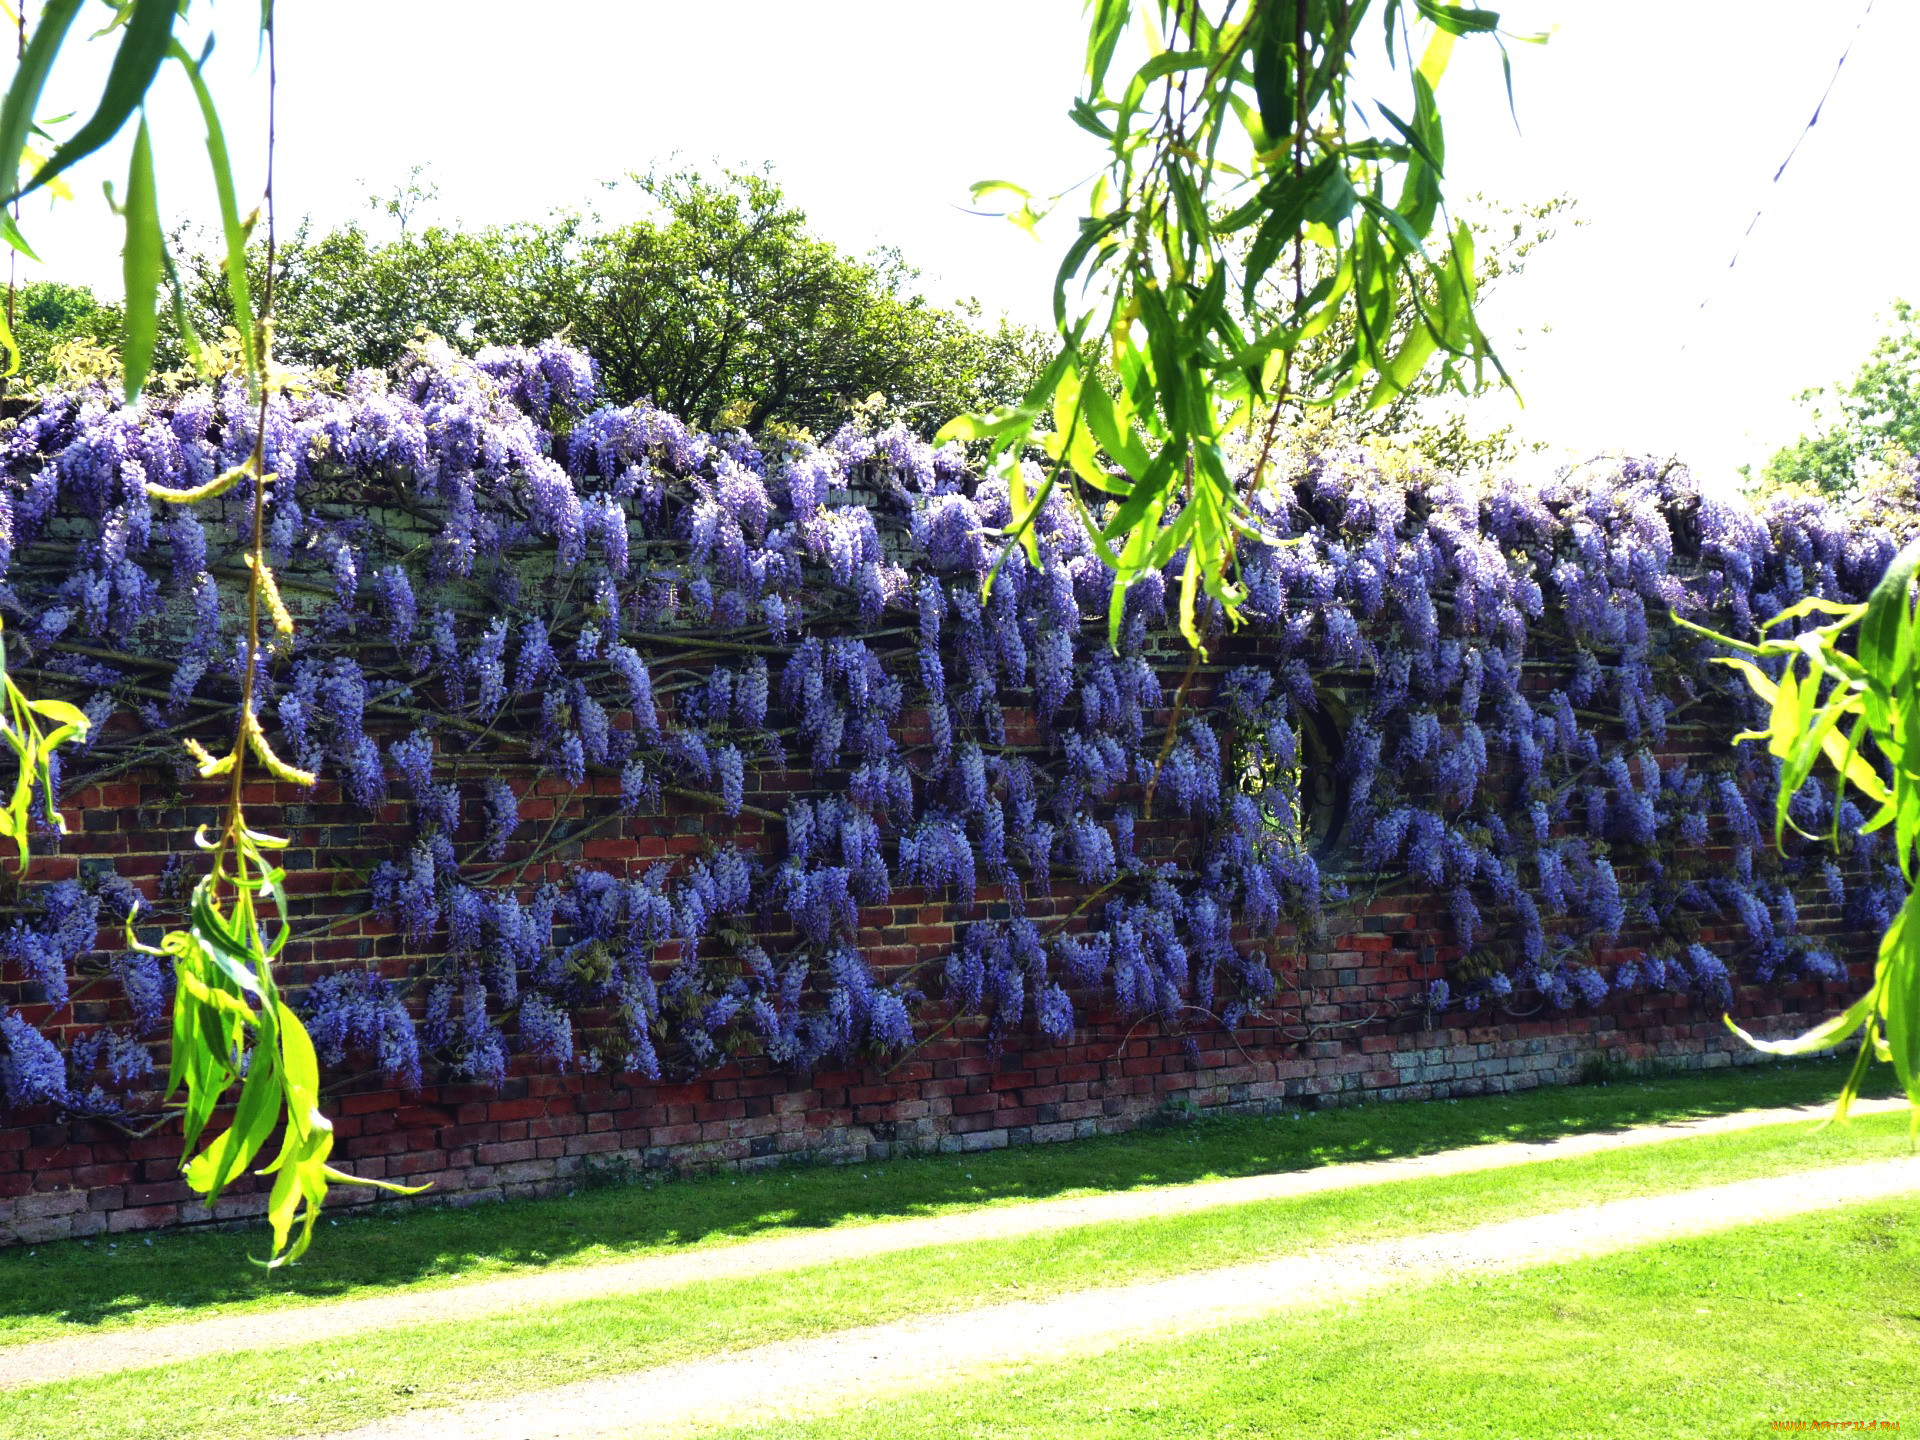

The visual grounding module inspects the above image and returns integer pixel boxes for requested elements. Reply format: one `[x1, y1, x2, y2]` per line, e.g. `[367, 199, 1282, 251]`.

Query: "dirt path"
[316, 1154, 1920, 1440]
[0, 1095, 1904, 1390]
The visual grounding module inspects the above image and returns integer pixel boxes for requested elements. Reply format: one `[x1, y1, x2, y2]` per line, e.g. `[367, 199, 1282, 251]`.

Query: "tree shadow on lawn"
[0, 1055, 1882, 1336]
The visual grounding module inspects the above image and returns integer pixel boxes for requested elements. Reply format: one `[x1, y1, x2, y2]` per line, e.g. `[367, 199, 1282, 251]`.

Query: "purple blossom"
[0, 356, 1868, 1094]
[0, 1010, 69, 1110]
[1065, 814, 1117, 887]
[375, 567, 416, 647]
[1036, 984, 1074, 1042]
[735, 657, 770, 731]
[482, 777, 520, 859]
[303, 968, 422, 1089]
[518, 993, 574, 1067]
[113, 948, 171, 1031]
[471, 619, 508, 713]
[901, 816, 978, 907]
[1569, 966, 1609, 1007]
[66, 1028, 153, 1087]
[607, 644, 660, 738]
[621, 757, 658, 814]
[516, 619, 558, 694]
[715, 743, 745, 817]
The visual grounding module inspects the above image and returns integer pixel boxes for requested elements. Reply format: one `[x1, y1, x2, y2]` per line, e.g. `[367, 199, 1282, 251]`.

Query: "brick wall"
[0, 666, 1869, 1246]
[1, 942, 1850, 1245]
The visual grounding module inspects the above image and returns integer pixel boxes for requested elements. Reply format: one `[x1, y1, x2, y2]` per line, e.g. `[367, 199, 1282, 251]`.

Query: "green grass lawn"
[712, 1198, 1920, 1440]
[0, 1056, 1889, 1347]
[2, 1087, 1910, 1440]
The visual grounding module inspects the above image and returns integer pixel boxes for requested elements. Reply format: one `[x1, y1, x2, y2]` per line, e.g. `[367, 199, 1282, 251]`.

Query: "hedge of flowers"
[0, 336, 1902, 1117]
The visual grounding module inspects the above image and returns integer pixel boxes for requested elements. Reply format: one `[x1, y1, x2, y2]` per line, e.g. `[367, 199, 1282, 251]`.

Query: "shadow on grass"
[0, 1055, 1887, 1336]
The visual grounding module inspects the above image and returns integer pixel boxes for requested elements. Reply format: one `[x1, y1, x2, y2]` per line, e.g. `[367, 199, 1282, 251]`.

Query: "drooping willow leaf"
[170, 38, 259, 392]
[138, 451, 427, 1262]
[13, 0, 174, 203]
[0, 5, 250, 396]
[132, 831, 424, 1266]
[0, 618, 90, 873]
[119, 115, 163, 401]
[947, 0, 1538, 650]
[0, 0, 85, 214]
[1680, 540, 1920, 1131]
[0, 0, 407, 1265]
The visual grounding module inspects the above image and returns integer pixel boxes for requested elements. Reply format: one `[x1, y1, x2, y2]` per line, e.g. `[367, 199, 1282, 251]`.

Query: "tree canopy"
[169, 169, 1051, 437]
[0, 279, 122, 396]
[1756, 299, 1920, 500]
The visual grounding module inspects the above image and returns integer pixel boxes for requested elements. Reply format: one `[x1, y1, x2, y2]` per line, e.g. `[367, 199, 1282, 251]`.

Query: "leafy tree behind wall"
[29, 178, 1568, 475]
[1756, 299, 1920, 500]
[0, 280, 123, 395]
[167, 168, 1051, 436]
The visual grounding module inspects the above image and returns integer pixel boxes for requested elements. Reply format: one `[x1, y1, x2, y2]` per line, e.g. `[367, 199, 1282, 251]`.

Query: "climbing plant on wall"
[0, 0, 1907, 1267]
[0, 341, 1903, 1214]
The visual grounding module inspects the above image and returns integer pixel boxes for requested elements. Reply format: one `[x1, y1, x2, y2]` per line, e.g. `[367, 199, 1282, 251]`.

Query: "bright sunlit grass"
[0, 1067, 1906, 1440]
[0, 1056, 1884, 1347]
[716, 1198, 1920, 1440]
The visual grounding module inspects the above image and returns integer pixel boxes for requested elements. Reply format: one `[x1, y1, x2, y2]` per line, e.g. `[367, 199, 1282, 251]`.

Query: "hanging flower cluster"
[0, 334, 1898, 1116]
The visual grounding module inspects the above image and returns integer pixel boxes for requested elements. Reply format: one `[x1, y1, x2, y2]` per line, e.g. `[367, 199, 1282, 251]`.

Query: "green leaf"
[992, 448, 1050, 576]
[0, 297, 17, 381]
[1125, 49, 1212, 94]
[1099, 444, 1176, 541]
[1079, 375, 1151, 480]
[171, 42, 258, 392]
[1357, 192, 1431, 260]
[1084, 0, 1131, 93]
[1375, 99, 1445, 175]
[276, 1000, 322, 1117]
[120, 116, 161, 402]
[1051, 212, 1131, 326]
[1859, 540, 1920, 684]
[188, 885, 266, 997]
[0, 207, 38, 263]
[1725, 988, 1877, 1057]
[1068, 96, 1113, 141]
[183, 1029, 280, 1198]
[1413, 1, 1504, 35]
[1104, 486, 1167, 647]
[1884, 889, 1920, 1105]
[1143, 498, 1200, 570]
[261, 1129, 315, 1264]
[21, 0, 173, 201]
[1416, 22, 1457, 86]
[0, 0, 83, 209]
[25, 698, 89, 730]
[934, 410, 1026, 444]
[1367, 312, 1441, 408]
[1759, 595, 1867, 631]
[1247, 4, 1297, 148]
[1222, 155, 1334, 235]
[161, 239, 210, 376]
[969, 180, 1032, 203]
[1303, 171, 1361, 234]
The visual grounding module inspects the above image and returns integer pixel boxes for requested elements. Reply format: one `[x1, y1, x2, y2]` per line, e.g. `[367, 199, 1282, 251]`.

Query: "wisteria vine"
[0, 336, 1903, 1123]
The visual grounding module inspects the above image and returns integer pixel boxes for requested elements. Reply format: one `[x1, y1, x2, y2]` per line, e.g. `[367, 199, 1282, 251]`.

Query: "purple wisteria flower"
[0, 345, 1870, 1103]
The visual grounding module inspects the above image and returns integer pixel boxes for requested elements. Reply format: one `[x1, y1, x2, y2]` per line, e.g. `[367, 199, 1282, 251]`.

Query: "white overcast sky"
[10, 1, 1914, 488]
